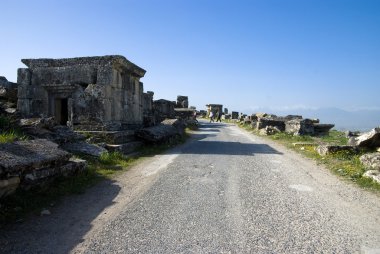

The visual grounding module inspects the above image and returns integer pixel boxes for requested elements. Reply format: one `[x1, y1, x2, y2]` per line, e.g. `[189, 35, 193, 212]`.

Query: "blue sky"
[1, 0, 379, 113]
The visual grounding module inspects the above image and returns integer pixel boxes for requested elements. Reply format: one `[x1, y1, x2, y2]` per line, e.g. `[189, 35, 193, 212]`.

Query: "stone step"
[77, 130, 136, 144]
[105, 141, 144, 154]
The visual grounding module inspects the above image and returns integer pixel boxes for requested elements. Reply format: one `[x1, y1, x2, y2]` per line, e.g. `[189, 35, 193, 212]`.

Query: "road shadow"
[175, 123, 283, 156]
[178, 139, 282, 156]
[0, 179, 121, 254]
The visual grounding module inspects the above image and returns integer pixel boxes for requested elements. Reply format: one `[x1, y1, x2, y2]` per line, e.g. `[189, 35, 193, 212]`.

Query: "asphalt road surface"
[1, 121, 380, 253]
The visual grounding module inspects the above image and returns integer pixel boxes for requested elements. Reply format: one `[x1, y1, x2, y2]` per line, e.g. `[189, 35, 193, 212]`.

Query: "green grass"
[0, 130, 27, 143]
[0, 116, 27, 143]
[269, 131, 314, 143]
[319, 130, 348, 145]
[237, 123, 380, 192]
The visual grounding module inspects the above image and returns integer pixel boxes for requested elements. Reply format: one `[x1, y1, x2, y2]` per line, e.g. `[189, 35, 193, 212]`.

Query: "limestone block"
[17, 85, 34, 99]
[286, 119, 315, 135]
[136, 119, 185, 143]
[0, 139, 72, 176]
[360, 153, 380, 171]
[363, 170, 380, 184]
[61, 141, 107, 157]
[22, 158, 87, 188]
[231, 111, 239, 119]
[259, 126, 281, 136]
[348, 127, 380, 148]
[176, 95, 189, 108]
[105, 141, 143, 154]
[60, 158, 87, 177]
[316, 145, 359, 156]
[17, 68, 32, 86]
[256, 117, 285, 131]
[314, 124, 335, 136]
[0, 177, 20, 198]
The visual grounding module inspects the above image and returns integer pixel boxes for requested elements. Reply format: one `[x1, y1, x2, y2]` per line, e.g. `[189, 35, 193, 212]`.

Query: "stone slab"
[360, 153, 380, 171]
[363, 170, 380, 184]
[78, 130, 136, 144]
[348, 127, 380, 148]
[0, 139, 71, 175]
[61, 141, 107, 157]
[316, 145, 359, 156]
[105, 141, 144, 154]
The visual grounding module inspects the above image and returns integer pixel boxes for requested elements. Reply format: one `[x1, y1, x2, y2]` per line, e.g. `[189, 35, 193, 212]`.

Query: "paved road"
[2, 121, 380, 253]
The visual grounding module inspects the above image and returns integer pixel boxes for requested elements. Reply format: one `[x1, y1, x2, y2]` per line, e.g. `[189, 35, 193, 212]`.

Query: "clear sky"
[1, 0, 379, 113]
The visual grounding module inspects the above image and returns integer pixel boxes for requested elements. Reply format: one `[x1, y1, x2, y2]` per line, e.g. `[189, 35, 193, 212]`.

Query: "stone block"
[17, 68, 32, 86]
[363, 170, 380, 184]
[0, 139, 72, 176]
[314, 124, 335, 136]
[61, 141, 107, 157]
[22, 158, 86, 188]
[105, 141, 143, 154]
[176, 95, 188, 108]
[136, 119, 185, 143]
[257, 117, 285, 131]
[259, 126, 281, 136]
[0, 177, 20, 199]
[348, 127, 380, 148]
[231, 111, 239, 119]
[360, 153, 380, 171]
[316, 145, 359, 156]
[286, 119, 315, 135]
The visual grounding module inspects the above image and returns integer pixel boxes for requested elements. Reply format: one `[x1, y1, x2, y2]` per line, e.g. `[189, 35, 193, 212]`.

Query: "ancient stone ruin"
[246, 113, 334, 136]
[176, 95, 189, 108]
[153, 99, 176, 123]
[231, 111, 239, 120]
[206, 104, 223, 116]
[17, 55, 146, 131]
[1, 55, 195, 199]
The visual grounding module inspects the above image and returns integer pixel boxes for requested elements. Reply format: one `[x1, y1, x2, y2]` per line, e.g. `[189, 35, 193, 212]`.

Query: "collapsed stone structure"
[153, 99, 176, 123]
[348, 127, 380, 148]
[136, 119, 186, 143]
[206, 104, 223, 116]
[176, 96, 188, 108]
[231, 111, 239, 120]
[17, 55, 146, 131]
[247, 113, 334, 136]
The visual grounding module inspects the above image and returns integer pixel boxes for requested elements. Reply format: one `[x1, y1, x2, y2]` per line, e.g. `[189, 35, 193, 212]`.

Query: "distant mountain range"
[240, 107, 380, 132]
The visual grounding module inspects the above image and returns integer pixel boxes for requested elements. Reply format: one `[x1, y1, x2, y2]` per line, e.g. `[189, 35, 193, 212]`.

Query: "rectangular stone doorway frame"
[54, 98, 69, 125]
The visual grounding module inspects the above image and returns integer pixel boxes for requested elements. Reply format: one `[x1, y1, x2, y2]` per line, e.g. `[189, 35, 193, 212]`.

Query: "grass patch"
[0, 130, 27, 143]
[237, 123, 380, 192]
[319, 130, 348, 145]
[0, 116, 27, 143]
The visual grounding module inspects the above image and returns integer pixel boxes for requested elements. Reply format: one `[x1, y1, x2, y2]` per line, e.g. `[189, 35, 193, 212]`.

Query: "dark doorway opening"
[55, 98, 68, 125]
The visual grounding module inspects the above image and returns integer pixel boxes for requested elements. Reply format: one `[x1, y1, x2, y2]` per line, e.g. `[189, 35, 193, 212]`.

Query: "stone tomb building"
[206, 104, 223, 117]
[17, 55, 146, 131]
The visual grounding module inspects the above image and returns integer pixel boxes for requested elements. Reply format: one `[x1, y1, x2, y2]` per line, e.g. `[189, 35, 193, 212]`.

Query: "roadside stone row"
[230, 111, 380, 184]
